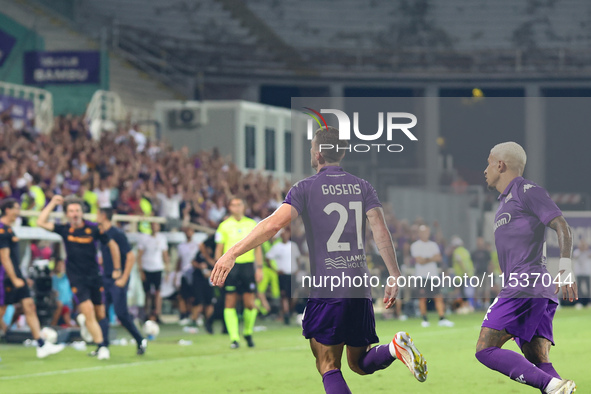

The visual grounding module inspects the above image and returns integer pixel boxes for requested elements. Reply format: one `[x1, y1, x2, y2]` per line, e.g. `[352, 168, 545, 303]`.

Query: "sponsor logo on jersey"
[494, 212, 512, 232]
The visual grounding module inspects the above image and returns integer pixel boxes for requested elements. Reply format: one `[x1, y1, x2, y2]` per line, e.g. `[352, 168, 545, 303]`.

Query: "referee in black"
[38, 195, 121, 361]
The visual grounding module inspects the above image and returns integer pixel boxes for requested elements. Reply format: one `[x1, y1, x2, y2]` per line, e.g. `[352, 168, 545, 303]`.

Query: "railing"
[19, 210, 216, 235]
[0, 81, 54, 134]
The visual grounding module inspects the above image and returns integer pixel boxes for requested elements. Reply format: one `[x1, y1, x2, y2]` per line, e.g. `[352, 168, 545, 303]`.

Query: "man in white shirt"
[176, 227, 199, 325]
[410, 225, 453, 328]
[137, 222, 170, 321]
[266, 228, 300, 325]
[157, 185, 183, 230]
[573, 239, 591, 308]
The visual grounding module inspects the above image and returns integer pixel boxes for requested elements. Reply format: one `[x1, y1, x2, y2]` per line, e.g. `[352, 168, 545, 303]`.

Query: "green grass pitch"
[0, 307, 588, 393]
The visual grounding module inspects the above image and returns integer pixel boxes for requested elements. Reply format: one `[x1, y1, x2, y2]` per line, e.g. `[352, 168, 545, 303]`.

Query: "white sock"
[545, 378, 562, 393]
[388, 341, 397, 359]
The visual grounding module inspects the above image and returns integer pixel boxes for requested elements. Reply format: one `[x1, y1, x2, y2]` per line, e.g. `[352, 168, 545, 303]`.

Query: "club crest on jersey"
[505, 193, 513, 203]
[494, 213, 511, 232]
[524, 184, 535, 193]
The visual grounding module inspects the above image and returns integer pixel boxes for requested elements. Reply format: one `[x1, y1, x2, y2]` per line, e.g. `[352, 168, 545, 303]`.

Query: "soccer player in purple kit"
[477, 142, 578, 393]
[212, 126, 427, 393]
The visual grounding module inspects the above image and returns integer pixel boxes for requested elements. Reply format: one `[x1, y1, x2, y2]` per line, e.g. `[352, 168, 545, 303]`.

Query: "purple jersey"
[284, 166, 381, 299]
[494, 176, 561, 299]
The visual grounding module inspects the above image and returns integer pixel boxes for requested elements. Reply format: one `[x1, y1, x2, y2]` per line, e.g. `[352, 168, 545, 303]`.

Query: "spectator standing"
[410, 225, 454, 328]
[137, 222, 170, 321]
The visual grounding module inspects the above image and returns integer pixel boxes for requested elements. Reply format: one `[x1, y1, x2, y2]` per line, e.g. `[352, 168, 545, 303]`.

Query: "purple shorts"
[302, 298, 379, 347]
[481, 297, 558, 348]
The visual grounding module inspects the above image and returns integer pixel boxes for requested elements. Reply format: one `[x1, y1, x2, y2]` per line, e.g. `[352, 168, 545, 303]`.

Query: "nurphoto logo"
[303, 107, 418, 153]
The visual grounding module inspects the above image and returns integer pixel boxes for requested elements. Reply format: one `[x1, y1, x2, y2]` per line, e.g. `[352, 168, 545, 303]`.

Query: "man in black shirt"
[38, 195, 121, 361]
[0, 198, 65, 358]
[193, 233, 216, 333]
[97, 207, 146, 355]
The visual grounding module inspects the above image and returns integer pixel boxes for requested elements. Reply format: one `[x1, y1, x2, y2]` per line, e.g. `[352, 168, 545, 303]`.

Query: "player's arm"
[107, 240, 121, 278]
[254, 245, 263, 282]
[121, 251, 135, 281]
[162, 247, 170, 272]
[37, 195, 64, 231]
[211, 203, 296, 286]
[430, 252, 442, 263]
[548, 216, 577, 301]
[0, 247, 24, 288]
[367, 207, 401, 309]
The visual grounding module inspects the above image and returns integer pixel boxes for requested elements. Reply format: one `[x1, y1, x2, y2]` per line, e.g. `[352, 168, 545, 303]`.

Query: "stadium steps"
[0, 0, 184, 112]
[214, 0, 313, 75]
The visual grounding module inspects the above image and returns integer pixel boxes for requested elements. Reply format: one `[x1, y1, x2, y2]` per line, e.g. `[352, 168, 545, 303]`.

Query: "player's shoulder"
[515, 178, 549, 199]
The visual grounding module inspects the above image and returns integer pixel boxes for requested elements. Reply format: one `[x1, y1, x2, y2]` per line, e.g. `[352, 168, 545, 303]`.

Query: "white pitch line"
[0, 345, 308, 381]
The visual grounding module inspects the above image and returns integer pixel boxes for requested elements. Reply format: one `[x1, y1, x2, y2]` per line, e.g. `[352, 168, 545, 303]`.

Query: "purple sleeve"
[521, 184, 562, 226]
[363, 180, 382, 212]
[283, 183, 305, 215]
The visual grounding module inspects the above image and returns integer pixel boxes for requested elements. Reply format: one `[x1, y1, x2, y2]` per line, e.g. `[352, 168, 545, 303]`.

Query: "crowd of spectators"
[0, 114, 290, 232]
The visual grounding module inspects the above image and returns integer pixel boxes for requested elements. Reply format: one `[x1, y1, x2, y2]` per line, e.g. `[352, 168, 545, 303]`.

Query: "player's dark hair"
[313, 126, 348, 163]
[0, 198, 18, 216]
[99, 207, 114, 220]
[63, 196, 85, 212]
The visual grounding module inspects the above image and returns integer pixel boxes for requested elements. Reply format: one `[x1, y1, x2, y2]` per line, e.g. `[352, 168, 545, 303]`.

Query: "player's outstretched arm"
[548, 216, 578, 302]
[211, 204, 296, 286]
[37, 195, 63, 232]
[367, 207, 401, 309]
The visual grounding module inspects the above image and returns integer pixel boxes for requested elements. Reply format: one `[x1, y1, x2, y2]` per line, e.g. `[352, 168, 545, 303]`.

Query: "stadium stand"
[0, 0, 183, 111]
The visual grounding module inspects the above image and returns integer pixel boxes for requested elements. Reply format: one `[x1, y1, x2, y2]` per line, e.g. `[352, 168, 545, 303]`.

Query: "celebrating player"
[96, 207, 147, 355]
[476, 142, 578, 393]
[215, 198, 263, 349]
[0, 198, 65, 358]
[38, 195, 121, 361]
[212, 126, 427, 393]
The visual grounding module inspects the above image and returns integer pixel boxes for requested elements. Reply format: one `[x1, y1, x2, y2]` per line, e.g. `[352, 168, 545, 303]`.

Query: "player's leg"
[418, 297, 429, 326]
[224, 288, 240, 347]
[201, 282, 215, 334]
[519, 300, 576, 393]
[223, 264, 241, 346]
[475, 326, 562, 391]
[346, 298, 427, 381]
[346, 344, 394, 376]
[142, 272, 152, 318]
[310, 339, 349, 394]
[434, 296, 454, 326]
[111, 283, 145, 354]
[21, 295, 64, 357]
[522, 336, 561, 393]
[0, 305, 6, 333]
[153, 271, 163, 319]
[241, 263, 258, 347]
[78, 300, 103, 342]
[98, 280, 114, 347]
